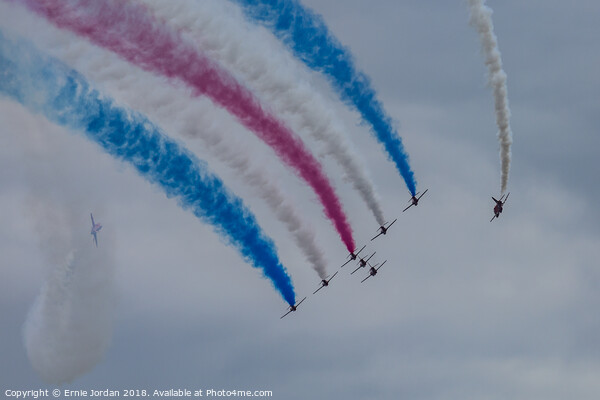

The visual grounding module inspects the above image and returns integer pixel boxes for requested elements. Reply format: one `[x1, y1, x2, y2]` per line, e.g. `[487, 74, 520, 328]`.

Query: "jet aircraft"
[313, 271, 339, 295]
[403, 189, 429, 212]
[490, 192, 510, 222]
[90, 213, 102, 247]
[351, 252, 376, 275]
[361, 260, 387, 283]
[340, 245, 366, 268]
[371, 219, 397, 241]
[280, 297, 307, 319]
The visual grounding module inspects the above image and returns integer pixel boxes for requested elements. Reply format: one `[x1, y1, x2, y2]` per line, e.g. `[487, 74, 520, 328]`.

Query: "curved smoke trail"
[24, 204, 115, 384]
[0, 31, 296, 305]
[467, 0, 513, 194]
[144, 0, 386, 226]
[230, 0, 417, 196]
[0, 2, 329, 279]
[20, 0, 356, 253]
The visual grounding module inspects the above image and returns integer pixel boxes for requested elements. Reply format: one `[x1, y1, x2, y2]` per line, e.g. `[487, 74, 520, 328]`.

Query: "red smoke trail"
[23, 0, 355, 252]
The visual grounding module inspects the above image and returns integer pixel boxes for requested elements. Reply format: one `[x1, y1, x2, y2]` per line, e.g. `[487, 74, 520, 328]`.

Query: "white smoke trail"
[201, 134, 330, 279]
[0, 56, 117, 382]
[143, 0, 386, 225]
[0, 2, 328, 278]
[468, 0, 513, 194]
[23, 199, 116, 384]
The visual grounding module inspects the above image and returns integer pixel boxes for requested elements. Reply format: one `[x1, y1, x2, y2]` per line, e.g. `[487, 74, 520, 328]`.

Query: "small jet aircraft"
[361, 260, 387, 283]
[490, 192, 510, 222]
[340, 245, 366, 268]
[90, 213, 102, 247]
[403, 189, 429, 212]
[371, 219, 397, 241]
[313, 271, 339, 295]
[351, 252, 376, 275]
[280, 297, 307, 319]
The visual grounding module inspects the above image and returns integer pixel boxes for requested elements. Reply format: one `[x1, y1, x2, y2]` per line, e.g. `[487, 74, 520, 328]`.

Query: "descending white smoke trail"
[468, 0, 513, 194]
[196, 130, 329, 279]
[23, 202, 116, 384]
[143, 0, 386, 225]
[0, 2, 328, 278]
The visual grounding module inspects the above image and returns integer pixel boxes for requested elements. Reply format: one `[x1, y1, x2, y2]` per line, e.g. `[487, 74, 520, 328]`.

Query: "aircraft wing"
[371, 232, 383, 241]
[387, 219, 397, 229]
[360, 275, 372, 283]
[355, 245, 366, 256]
[280, 297, 306, 319]
[92, 232, 98, 247]
[366, 252, 376, 263]
[296, 297, 307, 307]
[90, 213, 95, 226]
[490, 215, 497, 222]
[340, 258, 352, 268]
[376, 260, 387, 271]
[329, 271, 339, 281]
[351, 265, 362, 275]
[313, 285, 324, 295]
[504, 192, 510, 204]
[417, 189, 429, 200]
[402, 203, 413, 212]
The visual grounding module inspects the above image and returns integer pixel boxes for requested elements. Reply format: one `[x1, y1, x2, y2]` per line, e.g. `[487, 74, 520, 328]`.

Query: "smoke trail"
[20, 0, 356, 253]
[230, 0, 417, 196]
[215, 149, 330, 279]
[0, 31, 296, 305]
[144, 0, 386, 226]
[0, 2, 329, 279]
[467, 0, 513, 194]
[23, 202, 115, 384]
[177, 115, 329, 279]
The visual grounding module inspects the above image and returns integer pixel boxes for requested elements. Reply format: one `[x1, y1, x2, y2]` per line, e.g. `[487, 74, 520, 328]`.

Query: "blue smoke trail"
[231, 0, 417, 195]
[0, 30, 296, 306]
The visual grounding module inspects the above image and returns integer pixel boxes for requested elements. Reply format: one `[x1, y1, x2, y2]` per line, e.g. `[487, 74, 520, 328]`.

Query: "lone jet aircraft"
[490, 193, 510, 222]
[90, 213, 102, 247]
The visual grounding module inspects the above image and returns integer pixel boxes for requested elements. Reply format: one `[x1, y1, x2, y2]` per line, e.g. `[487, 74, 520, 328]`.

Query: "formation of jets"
[281, 187, 512, 319]
[90, 186, 510, 319]
[350, 252, 375, 275]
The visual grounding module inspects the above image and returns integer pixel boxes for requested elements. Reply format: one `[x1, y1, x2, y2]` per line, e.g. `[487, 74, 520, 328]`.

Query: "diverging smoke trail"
[230, 0, 417, 196]
[213, 144, 329, 279]
[467, 0, 513, 194]
[23, 203, 115, 384]
[177, 115, 329, 279]
[0, 3, 329, 280]
[144, 0, 385, 226]
[0, 31, 296, 306]
[81, 51, 330, 279]
[20, 0, 356, 254]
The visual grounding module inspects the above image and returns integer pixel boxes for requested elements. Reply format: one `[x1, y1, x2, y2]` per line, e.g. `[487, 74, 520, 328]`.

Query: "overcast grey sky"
[1, 0, 599, 399]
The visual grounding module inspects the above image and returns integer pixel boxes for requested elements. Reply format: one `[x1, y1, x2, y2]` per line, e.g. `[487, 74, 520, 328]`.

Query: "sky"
[1, 0, 600, 399]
